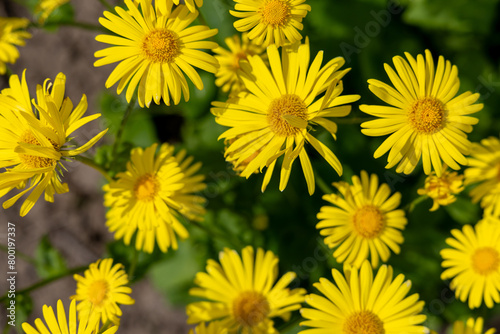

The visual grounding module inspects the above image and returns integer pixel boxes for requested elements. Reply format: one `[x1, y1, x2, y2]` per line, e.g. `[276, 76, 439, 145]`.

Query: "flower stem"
[405, 195, 427, 213]
[74, 155, 113, 183]
[109, 97, 136, 170]
[315, 173, 333, 194]
[128, 248, 139, 282]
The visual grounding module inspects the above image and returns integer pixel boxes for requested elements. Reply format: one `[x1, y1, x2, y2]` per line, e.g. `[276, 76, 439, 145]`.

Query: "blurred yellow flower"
[189, 322, 227, 334]
[72, 259, 134, 327]
[360, 50, 483, 176]
[35, 0, 70, 24]
[418, 165, 464, 211]
[452, 317, 496, 334]
[95, 0, 218, 107]
[187, 246, 306, 333]
[104, 143, 206, 253]
[0, 17, 31, 74]
[133, 0, 203, 14]
[0, 71, 107, 216]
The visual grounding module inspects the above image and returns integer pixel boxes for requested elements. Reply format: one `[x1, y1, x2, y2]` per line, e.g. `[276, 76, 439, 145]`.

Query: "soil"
[0, 1, 189, 333]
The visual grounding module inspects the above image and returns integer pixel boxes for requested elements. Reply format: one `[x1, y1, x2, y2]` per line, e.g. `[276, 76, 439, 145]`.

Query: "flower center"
[134, 173, 160, 201]
[471, 247, 500, 276]
[232, 291, 270, 327]
[408, 97, 446, 134]
[142, 29, 180, 63]
[259, 0, 290, 27]
[267, 94, 308, 136]
[88, 280, 108, 307]
[343, 311, 385, 334]
[352, 205, 385, 239]
[18, 131, 59, 169]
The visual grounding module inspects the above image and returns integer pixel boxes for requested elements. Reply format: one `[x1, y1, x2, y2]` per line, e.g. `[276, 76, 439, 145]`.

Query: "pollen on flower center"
[142, 29, 180, 63]
[259, 0, 291, 27]
[88, 280, 108, 306]
[267, 94, 308, 136]
[352, 205, 385, 239]
[471, 247, 500, 276]
[18, 131, 59, 169]
[232, 291, 270, 327]
[408, 97, 446, 134]
[343, 310, 385, 334]
[134, 173, 160, 201]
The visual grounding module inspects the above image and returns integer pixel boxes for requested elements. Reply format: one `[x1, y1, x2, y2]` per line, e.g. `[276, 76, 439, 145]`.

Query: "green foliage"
[34, 236, 67, 279]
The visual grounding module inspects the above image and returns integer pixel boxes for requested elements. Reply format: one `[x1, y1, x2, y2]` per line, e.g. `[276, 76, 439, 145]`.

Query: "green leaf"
[445, 196, 481, 225]
[34, 236, 67, 279]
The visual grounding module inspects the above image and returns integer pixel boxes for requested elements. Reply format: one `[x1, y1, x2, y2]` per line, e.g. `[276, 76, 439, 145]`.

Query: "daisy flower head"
[464, 136, 500, 218]
[0, 70, 107, 217]
[316, 170, 407, 268]
[452, 317, 496, 334]
[35, 0, 70, 24]
[230, 0, 311, 47]
[0, 17, 31, 75]
[104, 143, 206, 253]
[214, 33, 267, 95]
[72, 258, 135, 327]
[95, 0, 219, 108]
[360, 49, 483, 176]
[22, 299, 118, 334]
[417, 164, 464, 211]
[187, 246, 306, 333]
[212, 39, 360, 195]
[440, 218, 500, 309]
[299, 260, 428, 334]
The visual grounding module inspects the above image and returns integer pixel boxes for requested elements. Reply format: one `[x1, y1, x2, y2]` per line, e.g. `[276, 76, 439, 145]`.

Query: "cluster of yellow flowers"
[1, 0, 500, 333]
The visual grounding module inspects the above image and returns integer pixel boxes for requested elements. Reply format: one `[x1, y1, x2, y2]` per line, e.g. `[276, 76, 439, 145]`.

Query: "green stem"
[0, 265, 88, 304]
[128, 248, 139, 282]
[109, 97, 136, 170]
[74, 155, 113, 183]
[315, 173, 333, 194]
[405, 195, 427, 213]
[97, 320, 113, 334]
[0, 244, 36, 265]
[97, 0, 114, 12]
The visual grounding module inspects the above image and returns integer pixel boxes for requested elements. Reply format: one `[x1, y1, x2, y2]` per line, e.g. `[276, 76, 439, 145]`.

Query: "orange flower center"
[232, 291, 270, 327]
[142, 29, 180, 63]
[88, 280, 108, 307]
[267, 94, 308, 136]
[18, 131, 59, 169]
[352, 205, 385, 239]
[471, 247, 500, 276]
[408, 97, 446, 134]
[259, 0, 290, 27]
[343, 310, 385, 334]
[134, 173, 160, 201]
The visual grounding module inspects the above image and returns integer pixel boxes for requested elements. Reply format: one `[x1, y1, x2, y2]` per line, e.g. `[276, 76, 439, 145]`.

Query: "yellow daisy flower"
[35, 0, 70, 24]
[95, 0, 218, 108]
[104, 143, 206, 253]
[417, 164, 464, 211]
[452, 317, 497, 334]
[316, 170, 407, 268]
[187, 246, 306, 333]
[214, 33, 266, 95]
[0, 17, 31, 75]
[22, 299, 118, 334]
[230, 0, 311, 47]
[360, 49, 483, 176]
[189, 322, 228, 334]
[212, 40, 360, 195]
[299, 260, 428, 334]
[440, 218, 500, 309]
[72, 258, 135, 326]
[0, 71, 107, 216]
[464, 136, 500, 218]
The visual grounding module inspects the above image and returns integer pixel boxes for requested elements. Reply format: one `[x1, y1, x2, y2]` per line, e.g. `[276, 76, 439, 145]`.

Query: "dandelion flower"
[299, 260, 428, 334]
[230, 0, 311, 47]
[316, 170, 407, 268]
[187, 246, 306, 333]
[0, 71, 107, 216]
[104, 143, 206, 253]
[464, 136, 500, 218]
[417, 164, 464, 211]
[95, 0, 218, 108]
[440, 218, 500, 309]
[212, 40, 360, 195]
[214, 33, 266, 95]
[451, 317, 496, 334]
[35, 0, 70, 24]
[360, 49, 483, 176]
[22, 299, 118, 334]
[0, 17, 31, 74]
[72, 258, 134, 326]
